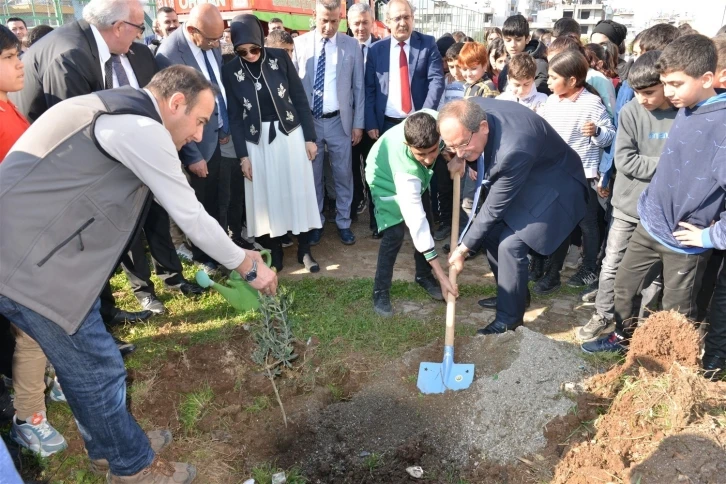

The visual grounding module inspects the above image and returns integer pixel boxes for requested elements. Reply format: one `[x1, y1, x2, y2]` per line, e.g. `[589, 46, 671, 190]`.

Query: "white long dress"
[244, 122, 322, 238]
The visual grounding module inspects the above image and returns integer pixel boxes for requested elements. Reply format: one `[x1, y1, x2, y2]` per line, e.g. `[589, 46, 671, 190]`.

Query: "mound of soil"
[587, 310, 702, 398]
[552, 310, 726, 484]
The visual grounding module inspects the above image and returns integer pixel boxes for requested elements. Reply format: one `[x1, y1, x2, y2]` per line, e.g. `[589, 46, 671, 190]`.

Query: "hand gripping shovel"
[417, 172, 475, 394]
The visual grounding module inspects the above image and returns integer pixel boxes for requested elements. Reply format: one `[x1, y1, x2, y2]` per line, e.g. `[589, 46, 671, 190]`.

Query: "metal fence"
[1, 0, 158, 30]
[408, 0, 491, 42]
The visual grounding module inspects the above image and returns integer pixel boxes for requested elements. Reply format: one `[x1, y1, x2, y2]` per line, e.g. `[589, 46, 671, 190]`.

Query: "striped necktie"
[313, 38, 328, 119]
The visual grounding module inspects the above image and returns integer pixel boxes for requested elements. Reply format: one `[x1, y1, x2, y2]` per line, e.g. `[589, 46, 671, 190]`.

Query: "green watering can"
[195, 250, 272, 312]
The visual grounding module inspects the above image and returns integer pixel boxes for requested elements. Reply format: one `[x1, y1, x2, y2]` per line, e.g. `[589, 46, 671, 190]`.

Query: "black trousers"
[373, 191, 434, 293]
[256, 232, 312, 272]
[706, 253, 726, 358]
[187, 143, 222, 263]
[696, 250, 725, 322]
[352, 132, 376, 230]
[433, 153, 453, 227]
[614, 224, 711, 337]
[218, 155, 246, 240]
[121, 201, 185, 301]
[482, 221, 531, 326]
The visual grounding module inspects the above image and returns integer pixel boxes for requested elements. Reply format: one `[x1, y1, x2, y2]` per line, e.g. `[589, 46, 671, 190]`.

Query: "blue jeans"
[0, 296, 153, 476]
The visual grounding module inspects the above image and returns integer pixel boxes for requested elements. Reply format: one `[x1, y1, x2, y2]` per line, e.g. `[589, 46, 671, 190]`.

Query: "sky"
[607, 0, 725, 35]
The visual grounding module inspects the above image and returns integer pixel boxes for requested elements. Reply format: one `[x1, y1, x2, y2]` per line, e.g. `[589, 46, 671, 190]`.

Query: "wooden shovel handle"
[445, 172, 461, 347]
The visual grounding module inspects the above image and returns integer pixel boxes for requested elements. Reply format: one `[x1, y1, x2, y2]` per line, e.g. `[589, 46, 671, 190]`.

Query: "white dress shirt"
[94, 90, 245, 270]
[90, 25, 139, 89]
[184, 27, 227, 129]
[361, 36, 372, 65]
[313, 31, 339, 114]
[385, 37, 414, 118]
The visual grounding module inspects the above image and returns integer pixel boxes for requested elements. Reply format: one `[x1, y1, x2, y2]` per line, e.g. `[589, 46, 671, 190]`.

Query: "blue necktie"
[313, 38, 328, 119]
[202, 50, 229, 135]
[111, 55, 130, 87]
[459, 155, 487, 243]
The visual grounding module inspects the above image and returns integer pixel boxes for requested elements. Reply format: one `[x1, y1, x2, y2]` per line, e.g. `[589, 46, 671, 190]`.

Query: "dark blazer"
[11, 20, 158, 122]
[461, 98, 589, 256]
[222, 48, 316, 159]
[155, 26, 223, 166]
[12, 20, 103, 122]
[127, 42, 158, 88]
[364, 31, 445, 132]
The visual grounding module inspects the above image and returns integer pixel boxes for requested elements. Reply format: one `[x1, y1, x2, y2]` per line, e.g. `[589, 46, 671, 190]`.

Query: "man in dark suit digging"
[442, 98, 589, 335]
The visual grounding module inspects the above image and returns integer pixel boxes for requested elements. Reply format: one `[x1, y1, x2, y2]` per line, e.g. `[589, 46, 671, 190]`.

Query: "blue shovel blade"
[417, 346, 475, 394]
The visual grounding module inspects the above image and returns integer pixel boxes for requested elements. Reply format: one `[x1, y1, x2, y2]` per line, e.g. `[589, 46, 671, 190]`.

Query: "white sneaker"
[49, 376, 67, 403]
[176, 243, 193, 262]
[564, 244, 582, 270]
[11, 411, 68, 457]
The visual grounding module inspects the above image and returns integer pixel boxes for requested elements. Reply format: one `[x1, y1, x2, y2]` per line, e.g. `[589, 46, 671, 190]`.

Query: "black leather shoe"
[113, 336, 136, 358]
[415, 275, 444, 301]
[298, 253, 320, 273]
[309, 228, 323, 246]
[702, 354, 726, 380]
[168, 281, 205, 296]
[476, 320, 522, 335]
[108, 309, 154, 327]
[140, 296, 166, 315]
[478, 291, 531, 309]
[232, 237, 255, 250]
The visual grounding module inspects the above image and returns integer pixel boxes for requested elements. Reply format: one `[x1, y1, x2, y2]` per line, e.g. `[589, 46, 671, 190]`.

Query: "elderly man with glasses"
[156, 3, 235, 274]
[440, 98, 589, 335]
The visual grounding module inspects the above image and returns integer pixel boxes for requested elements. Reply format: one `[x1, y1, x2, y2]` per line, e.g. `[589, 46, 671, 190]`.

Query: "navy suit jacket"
[364, 31, 444, 132]
[155, 27, 223, 166]
[461, 98, 589, 256]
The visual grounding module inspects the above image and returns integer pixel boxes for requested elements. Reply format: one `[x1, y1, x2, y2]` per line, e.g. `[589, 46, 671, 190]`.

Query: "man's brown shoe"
[107, 456, 196, 484]
[90, 430, 173, 475]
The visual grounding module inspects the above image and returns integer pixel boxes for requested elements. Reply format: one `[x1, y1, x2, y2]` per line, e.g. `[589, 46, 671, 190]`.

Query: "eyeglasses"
[236, 46, 262, 58]
[191, 27, 223, 46]
[388, 15, 412, 23]
[445, 131, 474, 153]
[119, 20, 145, 33]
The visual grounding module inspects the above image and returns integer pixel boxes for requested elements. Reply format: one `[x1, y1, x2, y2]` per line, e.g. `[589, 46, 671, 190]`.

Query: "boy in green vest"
[365, 110, 458, 317]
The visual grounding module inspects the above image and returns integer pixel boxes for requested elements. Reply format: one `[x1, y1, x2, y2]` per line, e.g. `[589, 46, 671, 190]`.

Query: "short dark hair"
[147, 65, 217, 114]
[714, 35, 726, 71]
[269, 17, 283, 24]
[404, 112, 439, 149]
[532, 28, 549, 40]
[502, 14, 529, 38]
[552, 18, 581, 39]
[445, 41, 465, 61]
[628, 50, 663, 90]
[266, 29, 293, 46]
[6, 17, 26, 27]
[638, 23, 680, 53]
[547, 35, 585, 58]
[0, 24, 21, 52]
[27, 24, 54, 47]
[438, 99, 488, 134]
[508, 53, 537, 81]
[656, 34, 717, 78]
[157, 6, 176, 15]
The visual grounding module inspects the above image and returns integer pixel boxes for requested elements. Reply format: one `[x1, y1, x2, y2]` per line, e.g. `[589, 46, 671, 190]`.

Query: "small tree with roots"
[251, 289, 298, 427]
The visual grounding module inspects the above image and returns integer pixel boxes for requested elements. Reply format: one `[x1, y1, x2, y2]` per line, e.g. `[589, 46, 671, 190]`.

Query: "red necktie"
[399, 42, 412, 113]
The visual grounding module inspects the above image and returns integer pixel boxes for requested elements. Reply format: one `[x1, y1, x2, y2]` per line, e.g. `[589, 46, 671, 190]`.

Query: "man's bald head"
[186, 4, 224, 50]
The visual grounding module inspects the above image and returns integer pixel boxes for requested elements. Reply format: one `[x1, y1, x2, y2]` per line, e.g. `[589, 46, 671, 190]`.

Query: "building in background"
[532, 0, 608, 36]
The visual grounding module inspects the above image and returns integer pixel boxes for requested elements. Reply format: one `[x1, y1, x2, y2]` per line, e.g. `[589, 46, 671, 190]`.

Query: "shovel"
[417, 172, 475, 394]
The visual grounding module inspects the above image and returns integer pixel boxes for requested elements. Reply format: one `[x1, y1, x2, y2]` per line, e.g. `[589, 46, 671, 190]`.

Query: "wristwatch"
[594, 126, 602, 137]
[244, 259, 258, 283]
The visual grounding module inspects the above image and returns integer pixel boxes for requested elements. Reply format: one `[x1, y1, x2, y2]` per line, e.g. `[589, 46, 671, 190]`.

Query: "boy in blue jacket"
[584, 34, 726, 354]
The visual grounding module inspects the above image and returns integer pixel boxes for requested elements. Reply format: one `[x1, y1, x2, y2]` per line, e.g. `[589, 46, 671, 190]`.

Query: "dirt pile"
[552, 310, 726, 484]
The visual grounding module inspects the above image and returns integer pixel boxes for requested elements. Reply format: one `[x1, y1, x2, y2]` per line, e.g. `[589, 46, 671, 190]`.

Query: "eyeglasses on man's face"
[444, 130, 474, 154]
[119, 20, 145, 33]
[191, 27, 223, 46]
